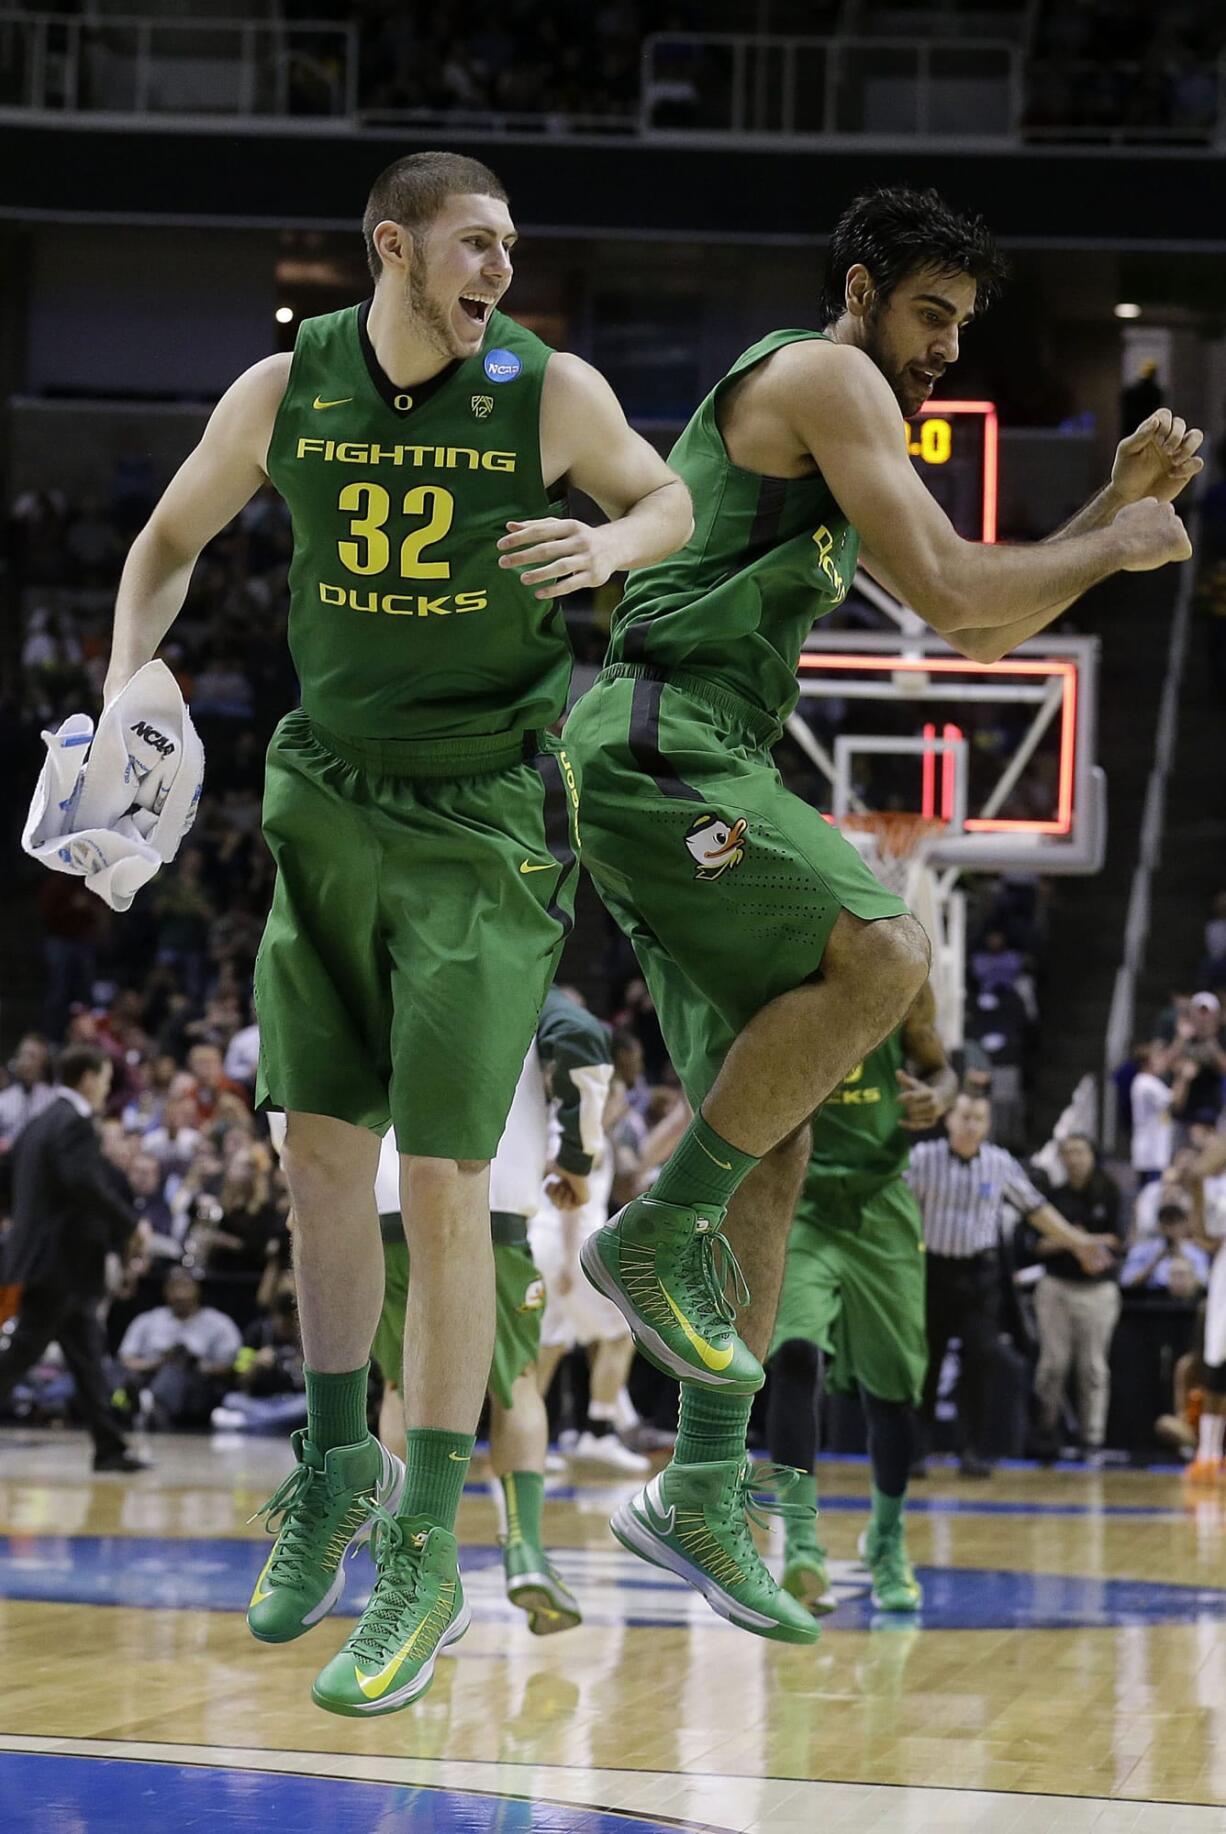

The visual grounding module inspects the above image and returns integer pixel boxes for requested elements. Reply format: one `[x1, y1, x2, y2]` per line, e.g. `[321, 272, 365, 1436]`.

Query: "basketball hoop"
[841, 811, 946, 898]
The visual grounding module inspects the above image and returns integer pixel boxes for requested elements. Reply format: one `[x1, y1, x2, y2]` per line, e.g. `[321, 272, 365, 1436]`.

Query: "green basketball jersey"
[608, 328, 860, 724]
[806, 1029, 910, 1186]
[265, 303, 569, 743]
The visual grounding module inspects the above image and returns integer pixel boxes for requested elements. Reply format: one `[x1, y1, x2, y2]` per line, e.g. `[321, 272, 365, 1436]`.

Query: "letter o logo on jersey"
[483, 348, 522, 384]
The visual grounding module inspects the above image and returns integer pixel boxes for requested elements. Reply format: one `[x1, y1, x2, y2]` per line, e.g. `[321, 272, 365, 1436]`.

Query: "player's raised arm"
[104, 353, 290, 700]
[497, 352, 692, 601]
[781, 342, 1190, 661]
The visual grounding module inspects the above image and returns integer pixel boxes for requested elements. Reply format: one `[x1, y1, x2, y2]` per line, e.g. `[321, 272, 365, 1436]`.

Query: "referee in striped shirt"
[906, 1090, 1112, 1477]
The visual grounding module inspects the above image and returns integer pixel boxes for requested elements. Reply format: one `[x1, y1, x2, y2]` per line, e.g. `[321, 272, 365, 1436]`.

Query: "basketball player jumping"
[103, 151, 691, 1716]
[564, 185, 1203, 1640]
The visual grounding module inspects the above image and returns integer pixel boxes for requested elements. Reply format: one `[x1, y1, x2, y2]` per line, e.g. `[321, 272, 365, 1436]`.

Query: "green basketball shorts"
[770, 1174, 927, 1406]
[562, 664, 910, 1105]
[254, 710, 579, 1160]
[371, 1224, 545, 1411]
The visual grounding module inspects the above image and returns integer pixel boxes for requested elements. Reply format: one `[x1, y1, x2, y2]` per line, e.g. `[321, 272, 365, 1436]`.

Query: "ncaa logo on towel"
[483, 348, 521, 384]
[130, 720, 175, 758]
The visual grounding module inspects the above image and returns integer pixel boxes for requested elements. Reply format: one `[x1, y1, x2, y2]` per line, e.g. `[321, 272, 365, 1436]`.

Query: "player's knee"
[866, 913, 931, 999]
[772, 1336, 820, 1384]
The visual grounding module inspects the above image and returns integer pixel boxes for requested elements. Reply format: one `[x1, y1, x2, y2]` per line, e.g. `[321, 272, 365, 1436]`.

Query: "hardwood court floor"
[2, 1428, 1225, 1831]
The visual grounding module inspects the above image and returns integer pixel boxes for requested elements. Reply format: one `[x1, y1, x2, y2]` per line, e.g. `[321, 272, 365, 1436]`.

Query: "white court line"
[2, 1734, 1226, 1833]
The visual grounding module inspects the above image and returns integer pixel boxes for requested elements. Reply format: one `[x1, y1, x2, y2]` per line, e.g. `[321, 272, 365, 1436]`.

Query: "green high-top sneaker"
[247, 1431, 404, 1643]
[580, 1197, 763, 1392]
[312, 1508, 470, 1717]
[859, 1522, 923, 1613]
[611, 1459, 820, 1644]
[504, 1540, 583, 1636]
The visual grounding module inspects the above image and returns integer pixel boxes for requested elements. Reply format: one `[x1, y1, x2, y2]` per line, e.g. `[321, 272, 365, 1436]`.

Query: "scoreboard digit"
[903, 400, 998, 543]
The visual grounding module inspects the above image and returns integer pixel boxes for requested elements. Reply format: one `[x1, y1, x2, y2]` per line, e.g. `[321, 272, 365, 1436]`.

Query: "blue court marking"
[814, 1495, 1189, 1519]
[0, 1752, 702, 1834]
[3, 1534, 1226, 1632]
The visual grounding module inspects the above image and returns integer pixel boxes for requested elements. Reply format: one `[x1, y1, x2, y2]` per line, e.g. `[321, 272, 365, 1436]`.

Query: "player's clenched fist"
[1114, 497, 1193, 572]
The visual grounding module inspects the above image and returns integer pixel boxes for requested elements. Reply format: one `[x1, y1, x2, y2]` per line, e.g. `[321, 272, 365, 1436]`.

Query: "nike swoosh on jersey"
[313, 395, 353, 410]
[658, 1282, 735, 1371]
[519, 860, 555, 874]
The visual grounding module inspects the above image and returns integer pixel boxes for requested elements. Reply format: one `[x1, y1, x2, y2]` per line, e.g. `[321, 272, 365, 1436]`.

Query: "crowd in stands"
[1026, 0, 1224, 140]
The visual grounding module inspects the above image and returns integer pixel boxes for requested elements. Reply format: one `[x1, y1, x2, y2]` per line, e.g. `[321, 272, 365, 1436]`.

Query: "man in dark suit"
[0, 1044, 146, 1471]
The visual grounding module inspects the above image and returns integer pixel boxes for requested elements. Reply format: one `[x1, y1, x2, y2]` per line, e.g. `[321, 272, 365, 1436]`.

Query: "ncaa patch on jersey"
[471, 394, 494, 419]
[483, 348, 522, 383]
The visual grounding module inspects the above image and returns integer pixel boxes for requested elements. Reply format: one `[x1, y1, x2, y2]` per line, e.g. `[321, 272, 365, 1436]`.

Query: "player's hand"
[545, 1164, 591, 1210]
[1114, 498, 1193, 572]
[1112, 410, 1204, 505]
[896, 1069, 946, 1131]
[498, 518, 618, 600]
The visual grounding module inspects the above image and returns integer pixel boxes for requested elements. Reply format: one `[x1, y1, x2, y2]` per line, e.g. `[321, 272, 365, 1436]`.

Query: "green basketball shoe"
[504, 1541, 583, 1636]
[611, 1459, 820, 1644]
[781, 1539, 837, 1617]
[312, 1509, 470, 1717]
[246, 1431, 404, 1644]
[580, 1197, 763, 1393]
[859, 1523, 923, 1613]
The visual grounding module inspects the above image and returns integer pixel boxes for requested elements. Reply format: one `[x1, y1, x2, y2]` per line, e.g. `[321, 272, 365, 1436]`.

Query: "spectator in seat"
[184, 1041, 250, 1124]
[142, 1091, 203, 1184]
[0, 1034, 55, 1151]
[1121, 1203, 1211, 1297]
[1130, 1039, 1188, 1185]
[211, 1269, 307, 1435]
[1170, 992, 1226, 1133]
[118, 1267, 241, 1428]
[1032, 1135, 1123, 1461]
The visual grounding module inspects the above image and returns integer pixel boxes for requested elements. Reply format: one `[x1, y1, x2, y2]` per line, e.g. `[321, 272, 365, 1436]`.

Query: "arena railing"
[0, 12, 357, 118]
[637, 32, 1024, 141]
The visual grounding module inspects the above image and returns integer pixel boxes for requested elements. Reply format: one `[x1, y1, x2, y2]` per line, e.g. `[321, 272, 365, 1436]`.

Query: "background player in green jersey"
[565, 185, 1201, 1643]
[766, 981, 955, 1617]
[103, 151, 691, 1717]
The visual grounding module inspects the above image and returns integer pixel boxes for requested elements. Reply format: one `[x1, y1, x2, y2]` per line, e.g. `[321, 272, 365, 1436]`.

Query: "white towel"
[23, 660, 205, 912]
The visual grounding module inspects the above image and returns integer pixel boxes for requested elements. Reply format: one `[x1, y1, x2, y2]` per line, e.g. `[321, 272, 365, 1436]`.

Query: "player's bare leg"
[247, 1112, 403, 1647]
[399, 1155, 495, 1435]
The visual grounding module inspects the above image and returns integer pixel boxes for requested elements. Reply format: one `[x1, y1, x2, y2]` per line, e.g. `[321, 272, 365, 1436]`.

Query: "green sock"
[500, 1470, 544, 1548]
[786, 1470, 821, 1553]
[650, 1112, 760, 1214]
[399, 1428, 474, 1534]
[870, 1483, 905, 1537]
[304, 1363, 370, 1454]
[673, 1385, 754, 1466]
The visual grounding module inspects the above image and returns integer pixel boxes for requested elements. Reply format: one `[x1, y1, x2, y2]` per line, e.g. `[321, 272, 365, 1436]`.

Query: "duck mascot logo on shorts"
[684, 812, 747, 881]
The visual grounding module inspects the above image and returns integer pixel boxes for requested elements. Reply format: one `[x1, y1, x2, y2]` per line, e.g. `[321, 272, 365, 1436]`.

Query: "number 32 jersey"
[266, 301, 570, 742]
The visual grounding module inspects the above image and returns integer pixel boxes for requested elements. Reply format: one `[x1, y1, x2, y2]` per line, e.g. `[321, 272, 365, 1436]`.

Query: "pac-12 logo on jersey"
[483, 348, 521, 383]
[471, 394, 494, 419]
[685, 812, 747, 881]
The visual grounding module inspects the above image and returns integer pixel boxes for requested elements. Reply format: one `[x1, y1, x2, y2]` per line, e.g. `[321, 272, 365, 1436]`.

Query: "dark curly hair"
[820, 186, 1008, 326]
